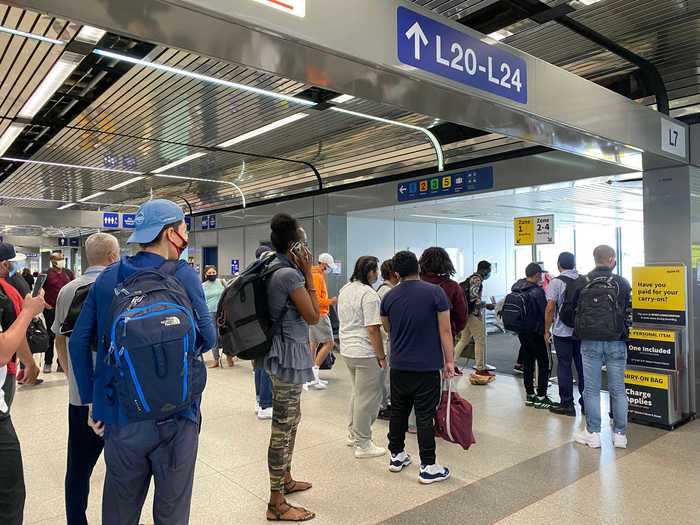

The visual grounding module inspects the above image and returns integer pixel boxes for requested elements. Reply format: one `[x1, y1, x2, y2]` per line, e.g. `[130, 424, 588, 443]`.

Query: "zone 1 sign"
[514, 214, 554, 245]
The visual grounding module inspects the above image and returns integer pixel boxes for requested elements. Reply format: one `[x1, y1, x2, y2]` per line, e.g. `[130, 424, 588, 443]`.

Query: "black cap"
[525, 262, 543, 278]
[558, 252, 576, 270]
[0, 242, 25, 263]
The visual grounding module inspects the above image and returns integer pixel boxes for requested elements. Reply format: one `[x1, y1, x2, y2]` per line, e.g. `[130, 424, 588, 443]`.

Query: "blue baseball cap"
[127, 199, 185, 245]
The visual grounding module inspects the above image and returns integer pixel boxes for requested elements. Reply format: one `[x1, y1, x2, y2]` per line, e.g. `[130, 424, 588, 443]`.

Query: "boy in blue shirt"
[69, 199, 216, 525]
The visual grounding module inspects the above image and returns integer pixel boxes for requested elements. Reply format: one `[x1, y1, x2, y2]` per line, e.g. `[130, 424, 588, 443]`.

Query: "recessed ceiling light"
[217, 113, 308, 148]
[75, 26, 106, 45]
[155, 173, 246, 208]
[330, 107, 444, 171]
[329, 94, 355, 104]
[57, 202, 77, 210]
[486, 29, 513, 41]
[79, 192, 106, 202]
[107, 176, 146, 191]
[18, 52, 84, 119]
[0, 124, 26, 156]
[0, 157, 143, 175]
[94, 49, 316, 107]
[152, 152, 208, 174]
[0, 25, 64, 45]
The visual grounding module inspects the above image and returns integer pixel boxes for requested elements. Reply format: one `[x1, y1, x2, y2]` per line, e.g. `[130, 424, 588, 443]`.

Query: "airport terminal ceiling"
[0, 0, 696, 217]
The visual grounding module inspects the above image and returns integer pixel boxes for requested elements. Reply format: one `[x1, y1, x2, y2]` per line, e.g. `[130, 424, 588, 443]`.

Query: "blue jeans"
[255, 367, 273, 410]
[553, 336, 584, 407]
[581, 340, 628, 434]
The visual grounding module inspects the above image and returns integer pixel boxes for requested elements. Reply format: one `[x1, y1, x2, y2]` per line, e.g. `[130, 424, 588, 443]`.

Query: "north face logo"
[161, 316, 181, 327]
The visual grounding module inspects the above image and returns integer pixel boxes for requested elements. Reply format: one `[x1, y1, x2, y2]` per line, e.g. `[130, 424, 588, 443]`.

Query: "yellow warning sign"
[514, 217, 534, 245]
[628, 328, 676, 343]
[625, 369, 669, 390]
[632, 265, 686, 326]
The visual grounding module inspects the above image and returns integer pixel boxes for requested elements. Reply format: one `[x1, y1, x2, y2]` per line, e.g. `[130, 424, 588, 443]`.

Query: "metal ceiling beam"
[7, 0, 688, 170]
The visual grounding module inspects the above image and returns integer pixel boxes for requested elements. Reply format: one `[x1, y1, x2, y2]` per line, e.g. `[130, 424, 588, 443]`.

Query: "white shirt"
[338, 281, 382, 359]
[0, 365, 8, 414]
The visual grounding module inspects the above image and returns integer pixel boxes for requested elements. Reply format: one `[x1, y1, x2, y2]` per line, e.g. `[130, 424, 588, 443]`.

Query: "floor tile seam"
[217, 471, 270, 503]
[378, 428, 666, 525]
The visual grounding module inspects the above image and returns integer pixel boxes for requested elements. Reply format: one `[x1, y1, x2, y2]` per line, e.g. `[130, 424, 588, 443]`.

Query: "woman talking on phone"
[261, 213, 320, 522]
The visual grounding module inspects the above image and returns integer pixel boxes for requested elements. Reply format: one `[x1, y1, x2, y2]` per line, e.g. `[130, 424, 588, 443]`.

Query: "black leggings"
[0, 416, 25, 525]
[518, 333, 550, 397]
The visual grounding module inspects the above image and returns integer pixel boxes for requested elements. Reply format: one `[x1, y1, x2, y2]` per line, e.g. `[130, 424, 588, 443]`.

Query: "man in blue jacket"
[69, 199, 216, 525]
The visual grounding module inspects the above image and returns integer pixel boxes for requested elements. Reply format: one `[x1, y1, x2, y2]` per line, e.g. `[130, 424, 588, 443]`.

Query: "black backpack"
[555, 275, 587, 328]
[574, 277, 622, 341]
[216, 253, 287, 361]
[59, 283, 93, 336]
[502, 288, 537, 333]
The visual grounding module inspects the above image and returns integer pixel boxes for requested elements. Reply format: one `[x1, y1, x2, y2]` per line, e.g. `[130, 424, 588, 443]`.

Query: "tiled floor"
[11, 357, 697, 524]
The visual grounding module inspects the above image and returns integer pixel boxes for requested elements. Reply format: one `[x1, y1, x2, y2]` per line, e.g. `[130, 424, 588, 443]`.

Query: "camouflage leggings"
[268, 377, 303, 492]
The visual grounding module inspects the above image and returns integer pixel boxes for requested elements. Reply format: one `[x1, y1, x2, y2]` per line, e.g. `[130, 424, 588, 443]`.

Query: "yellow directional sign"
[514, 214, 554, 245]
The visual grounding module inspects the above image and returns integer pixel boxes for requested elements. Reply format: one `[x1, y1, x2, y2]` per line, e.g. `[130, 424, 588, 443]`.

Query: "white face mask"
[54, 259, 66, 269]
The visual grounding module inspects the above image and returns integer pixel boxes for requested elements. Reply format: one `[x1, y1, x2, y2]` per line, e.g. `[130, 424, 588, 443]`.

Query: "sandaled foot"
[207, 361, 220, 369]
[266, 502, 315, 522]
[284, 479, 312, 494]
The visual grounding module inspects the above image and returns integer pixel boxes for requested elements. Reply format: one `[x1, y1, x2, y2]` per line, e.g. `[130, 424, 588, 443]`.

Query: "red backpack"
[435, 381, 476, 450]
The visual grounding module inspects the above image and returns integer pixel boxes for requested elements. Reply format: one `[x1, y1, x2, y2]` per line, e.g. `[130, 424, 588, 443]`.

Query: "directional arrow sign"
[399, 184, 407, 195]
[405, 21, 428, 60]
[397, 7, 528, 104]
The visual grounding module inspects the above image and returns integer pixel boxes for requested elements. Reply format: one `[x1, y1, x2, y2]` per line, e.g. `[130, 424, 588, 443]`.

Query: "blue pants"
[553, 336, 584, 407]
[66, 405, 104, 525]
[581, 340, 628, 435]
[255, 367, 273, 410]
[102, 418, 199, 525]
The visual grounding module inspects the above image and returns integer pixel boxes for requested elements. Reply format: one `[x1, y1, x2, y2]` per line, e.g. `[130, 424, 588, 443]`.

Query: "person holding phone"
[260, 214, 320, 522]
[337, 256, 386, 459]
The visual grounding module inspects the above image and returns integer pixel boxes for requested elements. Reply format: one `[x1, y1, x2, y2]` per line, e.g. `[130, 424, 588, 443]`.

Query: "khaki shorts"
[309, 314, 333, 343]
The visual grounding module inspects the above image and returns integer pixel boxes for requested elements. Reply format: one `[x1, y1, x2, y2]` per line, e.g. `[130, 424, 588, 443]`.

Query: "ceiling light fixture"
[79, 191, 106, 202]
[57, 202, 77, 210]
[155, 173, 246, 208]
[329, 94, 355, 104]
[107, 176, 146, 190]
[217, 113, 308, 148]
[0, 157, 143, 175]
[75, 26, 106, 44]
[486, 29, 513, 41]
[152, 152, 208, 174]
[0, 195, 64, 203]
[0, 123, 26, 157]
[411, 214, 504, 225]
[18, 51, 83, 119]
[0, 25, 64, 45]
[575, 0, 602, 5]
[94, 49, 317, 107]
[330, 107, 444, 171]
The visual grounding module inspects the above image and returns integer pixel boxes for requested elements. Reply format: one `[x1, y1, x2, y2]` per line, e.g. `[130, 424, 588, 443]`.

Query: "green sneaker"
[525, 395, 537, 407]
[534, 396, 560, 409]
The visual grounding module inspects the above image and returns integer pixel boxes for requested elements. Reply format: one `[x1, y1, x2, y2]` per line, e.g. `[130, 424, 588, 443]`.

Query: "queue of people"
[0, 197, 636, 524]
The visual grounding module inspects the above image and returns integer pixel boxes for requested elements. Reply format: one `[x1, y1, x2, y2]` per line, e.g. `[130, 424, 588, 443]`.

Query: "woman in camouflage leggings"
[259, 214, 320, 522]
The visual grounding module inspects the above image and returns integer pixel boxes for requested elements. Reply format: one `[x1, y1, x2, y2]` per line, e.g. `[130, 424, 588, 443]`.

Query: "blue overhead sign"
[102, 212, 119, 229]
[201, 216, 209, 230]
[397, 167, 494, 202]
[122, 213, 136, 229]
[231, 259, 240, 274]
[185, 216, 192, 231]
[397, 7, 527, 104]
[69, 237, 80, 247]
[208, 215, 216, 229]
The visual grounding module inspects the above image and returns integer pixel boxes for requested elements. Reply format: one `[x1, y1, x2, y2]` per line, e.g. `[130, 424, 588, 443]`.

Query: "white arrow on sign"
[405, 22, 428, 60]
[399, 185, 407, 194]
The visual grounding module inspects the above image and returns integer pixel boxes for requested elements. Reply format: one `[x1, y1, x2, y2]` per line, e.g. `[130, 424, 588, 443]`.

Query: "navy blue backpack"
[107, 260, 205, 421]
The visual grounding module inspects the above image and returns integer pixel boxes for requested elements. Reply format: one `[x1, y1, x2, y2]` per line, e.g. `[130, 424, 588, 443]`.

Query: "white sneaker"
[574, 429, 601, 449]
[613, 432, 628, 449]
[354, 442, 386, 459]
[419, 464, 451, 484]
[346, 434, 355, 447]
[318, 378, 328, 386]
[257, 407, 273, 420]
[389, 451, 412, 472]
[310, 380, 327, 390]
[255, 402, 261, 414]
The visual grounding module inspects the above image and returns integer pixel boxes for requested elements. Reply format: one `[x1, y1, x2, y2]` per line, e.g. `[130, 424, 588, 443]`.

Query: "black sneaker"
[513, 364, 523, 374]
[377, 407, 391, 421]
[534, 396, 559, 409]
[550, 404, 576, 417]
[525, 394, 537, 407]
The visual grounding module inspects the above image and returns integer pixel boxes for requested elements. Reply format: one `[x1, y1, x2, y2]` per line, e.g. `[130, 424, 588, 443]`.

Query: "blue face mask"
[483, 271, 491, 280]
[7, 263, 16, 278]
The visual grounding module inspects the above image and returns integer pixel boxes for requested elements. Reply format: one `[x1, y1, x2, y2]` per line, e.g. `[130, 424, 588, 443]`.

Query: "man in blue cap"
[69, 199, 216, 525]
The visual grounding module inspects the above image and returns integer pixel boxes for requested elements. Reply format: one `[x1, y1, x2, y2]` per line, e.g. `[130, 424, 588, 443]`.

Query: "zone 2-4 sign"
[514, 214, 554, 245]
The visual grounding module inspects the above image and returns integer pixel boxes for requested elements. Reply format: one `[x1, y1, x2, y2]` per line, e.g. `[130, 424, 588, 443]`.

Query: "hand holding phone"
[32, 273, 47, 297]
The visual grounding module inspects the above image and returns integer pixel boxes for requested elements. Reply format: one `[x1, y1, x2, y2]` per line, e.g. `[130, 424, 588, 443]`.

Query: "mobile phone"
[32, 274, 47, 297]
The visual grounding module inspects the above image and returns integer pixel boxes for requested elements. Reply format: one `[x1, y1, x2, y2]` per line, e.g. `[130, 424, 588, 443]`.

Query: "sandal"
[284, 480, 312, 494]
[266, 502, 315, 522]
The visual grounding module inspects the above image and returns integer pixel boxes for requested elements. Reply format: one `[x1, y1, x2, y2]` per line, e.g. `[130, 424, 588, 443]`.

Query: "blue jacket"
[69, 252, 217, 425]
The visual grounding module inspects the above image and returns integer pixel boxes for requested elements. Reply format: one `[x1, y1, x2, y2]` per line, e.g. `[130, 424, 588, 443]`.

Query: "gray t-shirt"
[545, 269, 579, 338]
[266, 255, 308, 344]
[52, 266, 104, 406]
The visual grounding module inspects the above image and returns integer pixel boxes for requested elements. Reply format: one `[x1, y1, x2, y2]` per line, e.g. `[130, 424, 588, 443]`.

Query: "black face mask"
[206, 274, 218, 282]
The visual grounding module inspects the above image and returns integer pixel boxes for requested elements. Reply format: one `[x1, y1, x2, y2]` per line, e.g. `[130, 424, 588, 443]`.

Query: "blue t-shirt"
[380, 279, 450, 372]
